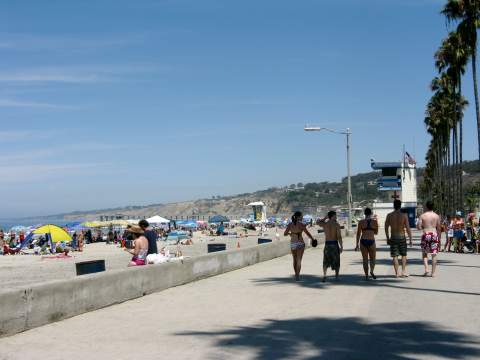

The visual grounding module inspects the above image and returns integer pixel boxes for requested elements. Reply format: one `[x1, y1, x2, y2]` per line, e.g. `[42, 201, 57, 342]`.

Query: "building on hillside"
[370, 159, 417, 228]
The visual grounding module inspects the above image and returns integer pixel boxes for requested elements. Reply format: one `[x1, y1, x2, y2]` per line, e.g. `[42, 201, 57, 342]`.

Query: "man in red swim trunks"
[417, 201, 442, 277]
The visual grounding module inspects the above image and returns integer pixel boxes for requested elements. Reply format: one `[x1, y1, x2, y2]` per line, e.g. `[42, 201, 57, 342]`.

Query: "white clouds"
[0, 64, 163, 84]
[0, 98, 78, 109]
[0, 33, 144, 52]
[0, 130, 66, 143]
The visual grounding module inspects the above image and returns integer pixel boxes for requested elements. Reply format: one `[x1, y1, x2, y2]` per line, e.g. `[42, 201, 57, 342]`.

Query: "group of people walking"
[284, 199, 442, 281]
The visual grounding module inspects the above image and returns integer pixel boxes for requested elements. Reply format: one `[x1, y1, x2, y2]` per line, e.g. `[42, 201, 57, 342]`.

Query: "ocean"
[0, 218, 72, 230]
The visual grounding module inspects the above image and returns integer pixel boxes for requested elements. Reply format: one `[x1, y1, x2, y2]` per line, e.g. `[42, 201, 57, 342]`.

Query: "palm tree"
[435, 31, 468, 212]
[424, 73, 468, 215]
[442, 0, 480, 163]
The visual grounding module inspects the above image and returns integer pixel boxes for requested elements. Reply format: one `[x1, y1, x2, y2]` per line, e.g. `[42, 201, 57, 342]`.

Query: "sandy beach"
[0, 227, 320, 292]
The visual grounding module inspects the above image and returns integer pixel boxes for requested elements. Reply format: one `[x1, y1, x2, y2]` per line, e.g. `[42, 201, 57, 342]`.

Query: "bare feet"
[370, 271, 377, 280]
[422, 272, 429, 277]
[402, 273, 409, 278]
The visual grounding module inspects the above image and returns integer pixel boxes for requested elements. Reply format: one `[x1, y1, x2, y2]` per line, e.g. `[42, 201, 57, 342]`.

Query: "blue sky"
[0, 0, 477, 217]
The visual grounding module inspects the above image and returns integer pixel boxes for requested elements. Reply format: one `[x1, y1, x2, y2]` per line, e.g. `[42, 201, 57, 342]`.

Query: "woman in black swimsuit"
[355, 208, 378, 280]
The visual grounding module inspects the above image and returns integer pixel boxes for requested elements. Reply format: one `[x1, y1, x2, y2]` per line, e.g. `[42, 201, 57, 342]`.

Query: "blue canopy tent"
[209, 215, 230, 224]
[65, 221, 82, 229]
[182, 221, 198, 228]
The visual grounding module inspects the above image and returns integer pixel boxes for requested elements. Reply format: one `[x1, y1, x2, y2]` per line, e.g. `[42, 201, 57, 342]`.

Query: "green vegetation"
[423, 0, 480, 215]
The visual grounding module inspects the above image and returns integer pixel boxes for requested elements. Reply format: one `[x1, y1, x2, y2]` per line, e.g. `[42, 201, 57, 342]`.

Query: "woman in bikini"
[124, 225, 149, 266]
[284, 211, 315, 281]
[355, 208, 378, 280]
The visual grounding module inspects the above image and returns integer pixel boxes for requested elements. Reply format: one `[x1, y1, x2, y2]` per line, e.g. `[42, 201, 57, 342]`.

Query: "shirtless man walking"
[318, 211, 343, 282]
[417, 201, 441, 277]
[385, 200, 412, 278]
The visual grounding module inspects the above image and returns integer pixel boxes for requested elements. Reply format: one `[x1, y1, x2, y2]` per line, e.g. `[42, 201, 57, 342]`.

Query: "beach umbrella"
[32, 224, 72, 243]
[209, 215, 230, 223]
[183, 221, 198, 228]
[81, 221, 101, 228]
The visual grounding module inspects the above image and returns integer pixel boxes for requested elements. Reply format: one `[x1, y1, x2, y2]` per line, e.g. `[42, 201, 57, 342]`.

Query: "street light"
[304, 125, 353, 235]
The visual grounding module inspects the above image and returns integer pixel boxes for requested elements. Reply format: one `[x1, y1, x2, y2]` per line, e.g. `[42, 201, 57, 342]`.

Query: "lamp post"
[304, 126, 353, 235]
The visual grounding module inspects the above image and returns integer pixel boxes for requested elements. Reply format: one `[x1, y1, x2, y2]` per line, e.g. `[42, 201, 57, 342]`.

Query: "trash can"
[76, 260, 106, 276]
[208, 244, 226, 253]
[258, 238, 272, 244]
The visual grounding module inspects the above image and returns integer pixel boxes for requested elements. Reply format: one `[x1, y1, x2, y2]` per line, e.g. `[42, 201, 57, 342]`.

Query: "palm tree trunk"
[446, 134, 452, 214]
[452, 128, 457, 213]
[472, 49, 480, 162]
[454, 124, 459, 212]
[459, 76, 464, 213]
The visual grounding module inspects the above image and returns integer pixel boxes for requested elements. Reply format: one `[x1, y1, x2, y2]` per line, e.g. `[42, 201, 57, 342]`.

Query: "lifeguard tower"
[247, 202, 267, 223]
[370, 158, 417, 228]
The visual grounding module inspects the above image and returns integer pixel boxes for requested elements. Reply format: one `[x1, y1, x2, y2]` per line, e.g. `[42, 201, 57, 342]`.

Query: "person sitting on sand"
[139, 219, 158, 255]
[124, 225, 149, 266]
[216, 222, 225, 236]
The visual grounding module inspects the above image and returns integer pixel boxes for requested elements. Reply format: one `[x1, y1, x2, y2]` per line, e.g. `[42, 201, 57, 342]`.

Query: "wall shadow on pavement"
[177, 317, 480, 360]
[440, 263, 480, 269]
[349, 257, 456, 267]
[252, 274, 480, 296]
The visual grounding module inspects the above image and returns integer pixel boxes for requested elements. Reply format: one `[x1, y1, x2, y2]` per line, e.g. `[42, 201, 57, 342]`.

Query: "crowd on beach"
[1, 205, 477, 273]
[285, 199, 478, 282]
[0, 218, 253, 267]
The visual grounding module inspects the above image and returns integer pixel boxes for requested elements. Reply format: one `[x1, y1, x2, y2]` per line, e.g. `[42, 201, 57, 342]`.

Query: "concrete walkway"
[1, 235, 480, 360]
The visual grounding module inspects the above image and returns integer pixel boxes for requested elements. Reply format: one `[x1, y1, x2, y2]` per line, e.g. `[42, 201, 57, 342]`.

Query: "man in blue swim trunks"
[385, 200, 412, 278]
[318, 211, 343, 282]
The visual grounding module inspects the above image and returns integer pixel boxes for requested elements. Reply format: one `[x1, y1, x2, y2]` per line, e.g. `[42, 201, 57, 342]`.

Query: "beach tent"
[18, 224, 72, 249]
[33, 224, 72, 243]
[146, 215, 170, 224]
[209, 215, 230, 223]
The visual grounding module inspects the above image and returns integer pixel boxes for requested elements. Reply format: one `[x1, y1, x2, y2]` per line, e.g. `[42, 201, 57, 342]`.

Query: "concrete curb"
[0, 239, 296, 337]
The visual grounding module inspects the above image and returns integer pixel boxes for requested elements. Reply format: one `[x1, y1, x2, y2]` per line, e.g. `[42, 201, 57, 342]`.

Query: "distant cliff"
[28, 160, 480, 221]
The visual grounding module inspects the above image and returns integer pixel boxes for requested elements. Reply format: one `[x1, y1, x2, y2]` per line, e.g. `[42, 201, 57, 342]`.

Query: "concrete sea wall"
[0, 239, 293, 337]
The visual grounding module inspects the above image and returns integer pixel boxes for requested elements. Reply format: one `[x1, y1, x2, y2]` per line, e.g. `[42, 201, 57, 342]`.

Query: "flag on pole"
[404, 151, 416, 165]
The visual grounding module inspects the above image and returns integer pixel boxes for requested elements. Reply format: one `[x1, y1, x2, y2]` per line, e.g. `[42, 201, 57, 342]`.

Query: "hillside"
[26, 160, 480, 222]
[57, 169, 386, 221]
